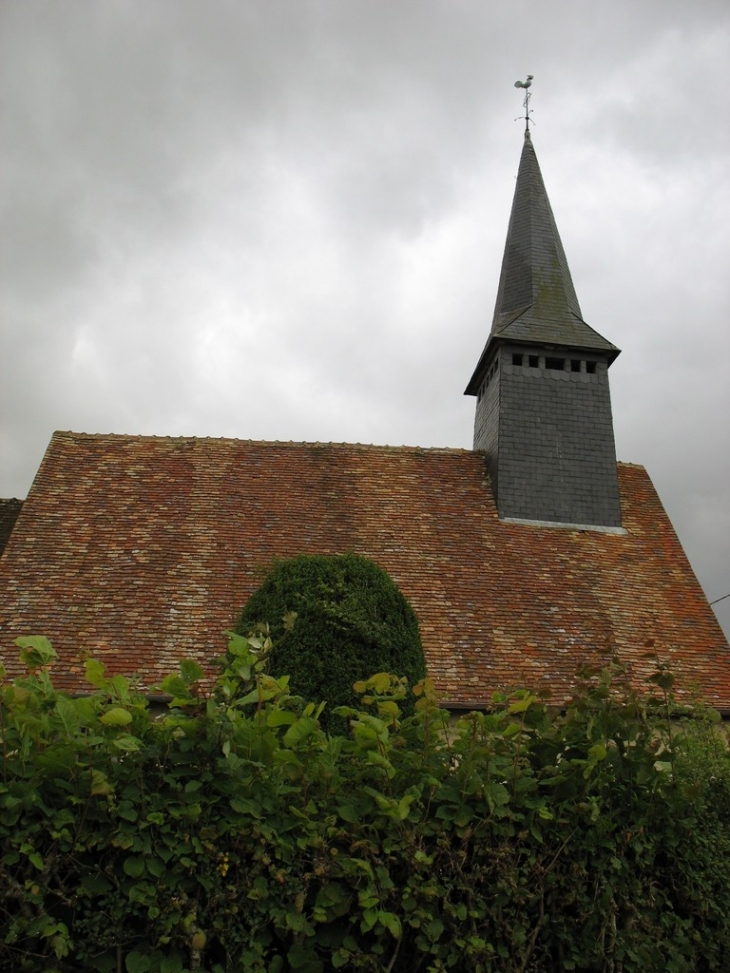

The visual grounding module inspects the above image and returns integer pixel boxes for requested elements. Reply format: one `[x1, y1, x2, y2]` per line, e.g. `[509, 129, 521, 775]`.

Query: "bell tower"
[465, 126, 622, 528]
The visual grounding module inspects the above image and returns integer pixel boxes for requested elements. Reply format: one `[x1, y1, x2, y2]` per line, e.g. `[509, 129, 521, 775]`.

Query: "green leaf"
[231, 797, 263, 817]
[377, 699, 400, 719]
[266, 710, 297, 727]
[158, 675, 192, 700]
[179, 658, 203, 685]
[146, 857, 165, 878]
[369, 672, 393, 694]
[397, 794, 414, 821]
[507, 694, 538, 714]
[283, 716, 319, 747]
[360, 907, 378, 932]
[285, 912, 308, 934]
[113, 734, 141, 752]
[125, 952, 152, 973]
[90, 769, 114, 796]
[348, 858, 374, 880]
[273, 749, 303, 770]
[117, 802, 138, 822]
[16, 635, 56, 669]
[484, 782, 510, 807]
[55, 695, 80, 735]
[100, 707, 133, 727]
[123, 857, 145, 878]
[85, 657, 108, 689]
[378, 911, 402, 938]
[426, 917, 444, 942]
[588, 743, 607, 762]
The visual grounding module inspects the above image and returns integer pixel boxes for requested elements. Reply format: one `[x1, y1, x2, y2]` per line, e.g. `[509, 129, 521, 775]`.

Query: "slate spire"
[466, 130, 623, 529]
[467, 131, 618, 394]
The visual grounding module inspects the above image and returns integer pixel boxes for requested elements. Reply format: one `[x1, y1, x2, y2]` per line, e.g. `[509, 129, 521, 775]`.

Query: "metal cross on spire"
[514, 75, 534, 132]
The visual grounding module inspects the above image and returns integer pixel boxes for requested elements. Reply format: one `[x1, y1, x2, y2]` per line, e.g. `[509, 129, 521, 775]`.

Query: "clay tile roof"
[1, 431, 728, 710]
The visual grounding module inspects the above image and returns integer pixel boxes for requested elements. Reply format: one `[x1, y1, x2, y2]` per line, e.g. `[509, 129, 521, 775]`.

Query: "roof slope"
[467, 133, 618, 393]
[1, 432, 728, 710]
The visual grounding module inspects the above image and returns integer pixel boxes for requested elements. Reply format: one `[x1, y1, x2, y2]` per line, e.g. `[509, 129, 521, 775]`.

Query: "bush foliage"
[1, 635, 730, 972]
[234, 554, 426, 728]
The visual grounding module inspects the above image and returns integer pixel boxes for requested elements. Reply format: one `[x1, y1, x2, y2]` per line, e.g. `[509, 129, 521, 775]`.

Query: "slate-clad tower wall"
[473, 346, 621, 525]
[467, 132, 622, 528]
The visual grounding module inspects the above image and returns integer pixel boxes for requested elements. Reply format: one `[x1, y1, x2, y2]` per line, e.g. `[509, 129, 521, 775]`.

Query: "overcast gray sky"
[1, 0, 729, 640]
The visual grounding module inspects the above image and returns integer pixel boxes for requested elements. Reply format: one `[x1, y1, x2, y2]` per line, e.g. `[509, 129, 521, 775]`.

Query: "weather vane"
[514, 75, 534, 132]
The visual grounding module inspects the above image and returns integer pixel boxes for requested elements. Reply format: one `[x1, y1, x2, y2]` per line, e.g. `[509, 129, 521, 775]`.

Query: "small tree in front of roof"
[234, 553, 426, 729]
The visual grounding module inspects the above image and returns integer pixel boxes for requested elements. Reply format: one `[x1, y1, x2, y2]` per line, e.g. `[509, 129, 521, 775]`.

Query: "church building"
[1, 130, 728, 712]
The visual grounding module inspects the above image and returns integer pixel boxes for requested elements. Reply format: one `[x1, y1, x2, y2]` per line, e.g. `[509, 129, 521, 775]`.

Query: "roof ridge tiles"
[47, 432, 648, 476]
[50, 431, 473, 455]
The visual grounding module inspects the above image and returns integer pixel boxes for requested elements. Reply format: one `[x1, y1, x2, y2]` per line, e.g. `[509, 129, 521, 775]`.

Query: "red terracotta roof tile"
[1, 431, 728, 710]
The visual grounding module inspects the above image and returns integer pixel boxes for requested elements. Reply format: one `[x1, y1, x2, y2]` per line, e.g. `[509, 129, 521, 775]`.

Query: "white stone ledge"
[501, 516, 627, 535]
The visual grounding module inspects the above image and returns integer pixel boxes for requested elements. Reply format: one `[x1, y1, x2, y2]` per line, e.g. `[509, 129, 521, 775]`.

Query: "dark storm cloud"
[1, 0, 728, 635]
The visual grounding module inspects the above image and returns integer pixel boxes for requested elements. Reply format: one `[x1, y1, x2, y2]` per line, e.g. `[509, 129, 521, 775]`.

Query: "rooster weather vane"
[514, 75, 534, 132]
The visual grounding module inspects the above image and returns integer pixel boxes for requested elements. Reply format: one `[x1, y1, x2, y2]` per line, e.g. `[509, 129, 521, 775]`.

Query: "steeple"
[466, 130, 623, 529]
[467, 130, 619, 392]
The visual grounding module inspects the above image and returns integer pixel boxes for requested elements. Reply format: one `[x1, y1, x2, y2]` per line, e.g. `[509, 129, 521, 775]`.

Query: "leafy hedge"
[1, 635, 730, 972]
[234, 554, 426, 729]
